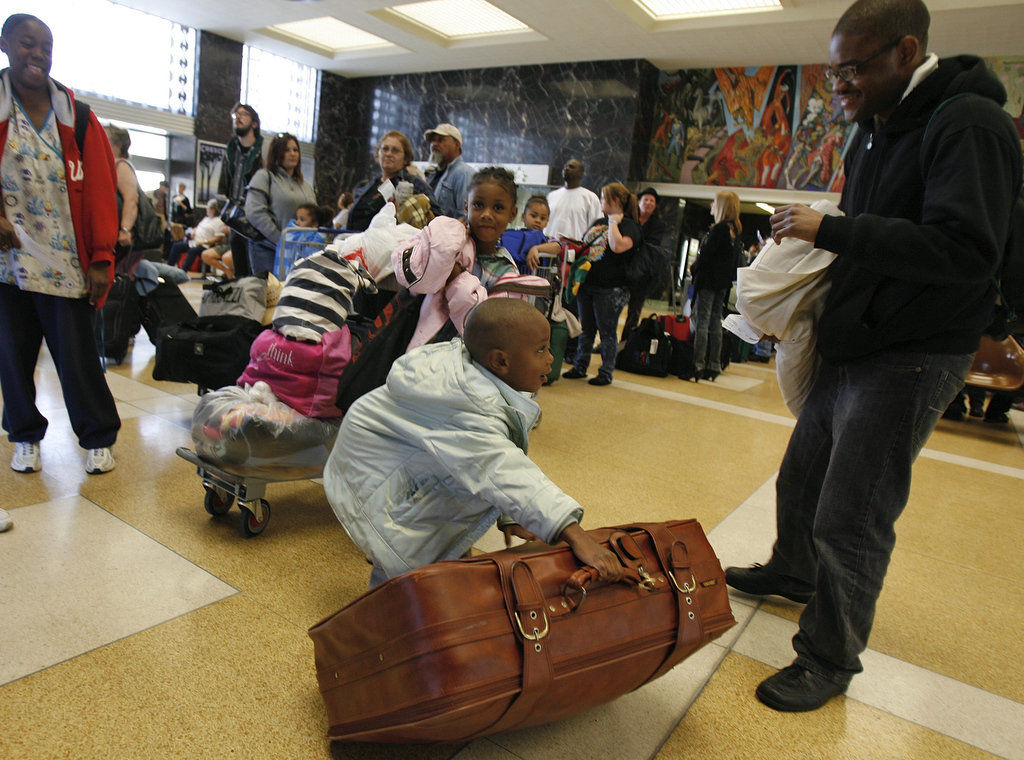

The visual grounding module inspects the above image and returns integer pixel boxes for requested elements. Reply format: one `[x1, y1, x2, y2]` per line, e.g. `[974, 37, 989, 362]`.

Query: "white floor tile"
[731, 608, 1024, 759]
[706, 474, 778, 571]
[103, 371, 175, 402]
[470, 643, 725, 760]
[0, 496, 236, 685]
[700, 373, 762, 392]
[450, 740, 522, 760]
[850, 649, 1024, 760]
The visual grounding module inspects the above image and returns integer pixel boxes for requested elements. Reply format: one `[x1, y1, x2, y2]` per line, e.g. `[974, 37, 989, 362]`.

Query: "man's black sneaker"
[725, 563, 813, 604]
[756, 664, 846, 712]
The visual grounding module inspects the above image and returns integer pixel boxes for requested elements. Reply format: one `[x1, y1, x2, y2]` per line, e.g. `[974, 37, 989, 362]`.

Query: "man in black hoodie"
[726, 0, 1022, 712]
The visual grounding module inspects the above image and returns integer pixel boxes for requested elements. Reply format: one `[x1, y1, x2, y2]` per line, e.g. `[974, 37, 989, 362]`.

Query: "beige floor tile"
[870, 547, 1024, 702]
[0, 495, 236, 685]
[655, 653, 998, 760]
[897, 457, 1024, 579]
[0, 594, 458, 760]
[82, 459, 369, 628]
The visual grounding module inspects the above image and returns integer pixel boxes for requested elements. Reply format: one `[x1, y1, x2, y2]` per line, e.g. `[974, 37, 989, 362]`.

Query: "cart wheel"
[239, 499, 270, 537]
[204, 486, 234, 516]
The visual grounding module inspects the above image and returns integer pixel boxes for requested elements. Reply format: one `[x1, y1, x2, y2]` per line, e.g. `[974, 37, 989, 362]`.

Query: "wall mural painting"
[646, 58, 1024, 193]
[646, 64, 853, 192]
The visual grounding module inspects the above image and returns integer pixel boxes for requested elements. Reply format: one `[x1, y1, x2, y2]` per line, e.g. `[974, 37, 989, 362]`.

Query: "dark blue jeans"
[573, 285, 628, 380]
[692, 287, 726, 373]
[767, 349, 972, 685]
[248, 239, 277, 276]
[0, 284, 120, 448]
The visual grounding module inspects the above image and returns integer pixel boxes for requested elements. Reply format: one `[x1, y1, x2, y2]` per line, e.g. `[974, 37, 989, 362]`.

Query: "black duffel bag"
[615, 315, 673, 377]
[153, 315, 265, 391]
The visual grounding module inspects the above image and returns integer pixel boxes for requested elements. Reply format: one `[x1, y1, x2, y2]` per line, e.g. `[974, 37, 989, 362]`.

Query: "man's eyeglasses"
[824, 38, 901, 84]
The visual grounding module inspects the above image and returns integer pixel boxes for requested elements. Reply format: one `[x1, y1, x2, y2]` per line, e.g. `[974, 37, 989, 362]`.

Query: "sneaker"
[0, 508, 11, 532]
[85, 447, 116, 475]
[588, 375, 612, 386]
[11, 442, 40, 473]
[562, 368, 587, 380]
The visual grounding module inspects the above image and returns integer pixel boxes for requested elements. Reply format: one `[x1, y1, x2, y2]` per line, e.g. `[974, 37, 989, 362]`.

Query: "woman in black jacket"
[688, 190, 741, 381]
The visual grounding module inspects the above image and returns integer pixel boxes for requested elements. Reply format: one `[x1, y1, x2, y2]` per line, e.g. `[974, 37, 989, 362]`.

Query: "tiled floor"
[1, 280, 1022, 759]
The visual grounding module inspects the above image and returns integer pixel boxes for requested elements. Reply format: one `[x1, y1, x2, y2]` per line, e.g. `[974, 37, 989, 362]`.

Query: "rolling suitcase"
[95, 274, 141, 364]
[308, 520, 735, 743]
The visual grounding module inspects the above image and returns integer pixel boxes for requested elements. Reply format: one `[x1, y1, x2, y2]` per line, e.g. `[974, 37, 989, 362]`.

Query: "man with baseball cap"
[424, 123, 475, 220]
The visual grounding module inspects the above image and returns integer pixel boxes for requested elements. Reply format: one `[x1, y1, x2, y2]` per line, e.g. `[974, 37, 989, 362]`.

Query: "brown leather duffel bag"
[308, 520, 735, 743]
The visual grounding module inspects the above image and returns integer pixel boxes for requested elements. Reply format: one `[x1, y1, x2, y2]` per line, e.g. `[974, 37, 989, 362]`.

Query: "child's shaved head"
[464, 298, 543, 363]
[464, 299, 552, 393]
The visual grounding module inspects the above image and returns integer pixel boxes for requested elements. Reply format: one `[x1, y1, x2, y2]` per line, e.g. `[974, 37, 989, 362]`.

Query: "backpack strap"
[73, 101, 91, 155]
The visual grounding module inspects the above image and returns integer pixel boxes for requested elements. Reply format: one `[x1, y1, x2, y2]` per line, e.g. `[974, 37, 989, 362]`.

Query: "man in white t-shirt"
[544, 159, 601, 241]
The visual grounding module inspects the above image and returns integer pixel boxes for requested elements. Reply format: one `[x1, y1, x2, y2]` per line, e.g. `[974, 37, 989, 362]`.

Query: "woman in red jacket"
[0, 13, 121, 502]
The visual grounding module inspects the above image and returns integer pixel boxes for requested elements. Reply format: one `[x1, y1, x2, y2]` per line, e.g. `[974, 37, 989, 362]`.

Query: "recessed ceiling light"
[388, 0, 529, 39]
[267, 17, 391, 53]
[636, 0, 781, 19]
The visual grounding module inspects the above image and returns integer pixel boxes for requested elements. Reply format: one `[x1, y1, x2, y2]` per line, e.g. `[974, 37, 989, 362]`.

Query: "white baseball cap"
[424, 123, 462, 144]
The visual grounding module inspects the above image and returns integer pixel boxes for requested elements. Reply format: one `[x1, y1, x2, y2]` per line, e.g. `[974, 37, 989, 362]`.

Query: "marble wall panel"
[195, 32, 243, 145]
[315, 59, 648, 202]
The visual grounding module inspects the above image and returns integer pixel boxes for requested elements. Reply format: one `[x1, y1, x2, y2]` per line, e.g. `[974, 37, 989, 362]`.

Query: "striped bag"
[272, 250, 377, 343]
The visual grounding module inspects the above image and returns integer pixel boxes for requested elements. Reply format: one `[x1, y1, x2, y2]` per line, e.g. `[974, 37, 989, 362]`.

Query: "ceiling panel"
[111, 0, 1024, 78]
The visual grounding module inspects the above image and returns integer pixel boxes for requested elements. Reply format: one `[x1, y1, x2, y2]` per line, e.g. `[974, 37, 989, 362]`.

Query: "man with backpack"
[218, 103, 263, 277]
[726, 0, 1022, 712]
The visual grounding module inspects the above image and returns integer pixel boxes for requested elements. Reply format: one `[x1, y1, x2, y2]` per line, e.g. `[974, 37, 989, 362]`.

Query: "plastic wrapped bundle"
[191, 382, 340, 479]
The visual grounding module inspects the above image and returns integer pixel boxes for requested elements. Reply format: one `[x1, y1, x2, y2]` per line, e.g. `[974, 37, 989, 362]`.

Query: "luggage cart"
[176, 446, 327, 537]
[276, 226, 355, 281]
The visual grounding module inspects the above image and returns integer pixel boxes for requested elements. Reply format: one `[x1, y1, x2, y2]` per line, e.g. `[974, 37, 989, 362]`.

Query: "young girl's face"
[522, 202, 549, 231]
[295, 208, 316, 228]
[467, 181, 516, 251]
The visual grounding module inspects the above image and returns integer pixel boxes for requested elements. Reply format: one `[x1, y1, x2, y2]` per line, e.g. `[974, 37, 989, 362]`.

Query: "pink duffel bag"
[237, 327, 352, 418]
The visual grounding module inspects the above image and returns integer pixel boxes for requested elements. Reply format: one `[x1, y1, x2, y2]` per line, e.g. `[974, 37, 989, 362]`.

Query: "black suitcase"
[139, 279, 198, 342]
[95, 274, 141, 365]
[153, 315, 264, 391]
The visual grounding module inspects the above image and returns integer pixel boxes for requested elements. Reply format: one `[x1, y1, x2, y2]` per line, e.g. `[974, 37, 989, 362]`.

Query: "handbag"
[221, 198, 264, 242]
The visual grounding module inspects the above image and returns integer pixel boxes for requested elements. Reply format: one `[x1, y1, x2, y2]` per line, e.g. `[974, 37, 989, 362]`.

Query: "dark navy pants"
[767, 348, 972, 685]
[0, 283, 120, 449]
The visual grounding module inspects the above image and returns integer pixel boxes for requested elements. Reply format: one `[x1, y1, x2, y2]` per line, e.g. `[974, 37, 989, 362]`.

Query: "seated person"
[200, 245, 233, 280]
[514, 194, 562, 272]
[166, 198, 228, 272]
[274, 202, 329, 277]
[324, 298, 623, 587]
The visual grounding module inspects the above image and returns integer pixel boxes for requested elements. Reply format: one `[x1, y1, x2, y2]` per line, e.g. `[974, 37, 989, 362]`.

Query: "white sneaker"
[85, 447, 115, 475]
[0, 508, 11, 532]
[11, 442, 41, 473]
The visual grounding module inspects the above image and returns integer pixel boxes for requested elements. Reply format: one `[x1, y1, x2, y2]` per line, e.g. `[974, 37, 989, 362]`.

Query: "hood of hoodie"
[384, 339, 540, 450]
[862, 55, 1007, 138]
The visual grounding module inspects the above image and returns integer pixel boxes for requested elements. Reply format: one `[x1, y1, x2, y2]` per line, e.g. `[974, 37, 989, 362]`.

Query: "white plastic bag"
[191, 382, 340, 478]
[333, 204, 419, 282]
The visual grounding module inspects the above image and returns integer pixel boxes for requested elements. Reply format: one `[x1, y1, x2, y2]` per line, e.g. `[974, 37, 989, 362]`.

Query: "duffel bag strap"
[469, 559, 554, 739]
[632, 523, 707, 682]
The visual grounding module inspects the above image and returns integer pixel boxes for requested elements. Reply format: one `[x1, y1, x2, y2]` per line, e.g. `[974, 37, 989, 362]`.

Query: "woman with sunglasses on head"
[244, 132, 316, 275]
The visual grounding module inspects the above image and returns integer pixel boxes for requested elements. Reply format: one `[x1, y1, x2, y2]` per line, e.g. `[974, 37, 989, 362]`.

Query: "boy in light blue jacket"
[324, 298, 621, 587]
